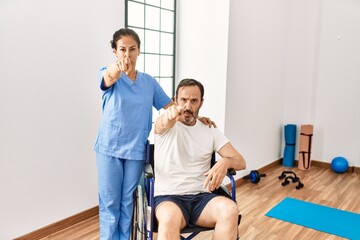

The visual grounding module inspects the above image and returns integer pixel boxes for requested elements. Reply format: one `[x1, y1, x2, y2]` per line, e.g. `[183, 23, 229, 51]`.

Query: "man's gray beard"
[183, 115, 197, 126]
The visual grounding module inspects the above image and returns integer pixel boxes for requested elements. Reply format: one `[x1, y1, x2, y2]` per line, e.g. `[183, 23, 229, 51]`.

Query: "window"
[125, 0, 176, 99]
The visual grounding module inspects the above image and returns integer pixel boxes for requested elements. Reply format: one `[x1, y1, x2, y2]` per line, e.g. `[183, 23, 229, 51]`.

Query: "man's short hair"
[176, 78, 204, 100]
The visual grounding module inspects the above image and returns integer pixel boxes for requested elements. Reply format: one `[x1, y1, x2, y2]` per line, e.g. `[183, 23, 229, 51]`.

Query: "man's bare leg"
[196, 196, 238, 240]
[155, 201, 187, 240]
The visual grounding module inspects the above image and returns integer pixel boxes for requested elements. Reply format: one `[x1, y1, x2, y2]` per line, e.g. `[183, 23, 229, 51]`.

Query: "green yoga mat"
[266, 197, 360, 240]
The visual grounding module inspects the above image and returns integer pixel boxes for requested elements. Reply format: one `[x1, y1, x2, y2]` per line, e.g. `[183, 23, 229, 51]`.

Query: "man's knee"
[156, 201, 184, 228]
[215, 199, 239, 222]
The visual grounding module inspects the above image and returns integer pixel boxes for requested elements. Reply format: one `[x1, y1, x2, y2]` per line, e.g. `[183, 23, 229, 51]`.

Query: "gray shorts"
[154, 192, 218, 227]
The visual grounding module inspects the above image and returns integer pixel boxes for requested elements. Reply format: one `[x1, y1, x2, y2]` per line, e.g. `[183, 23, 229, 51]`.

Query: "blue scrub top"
[94, 67, 171, 160]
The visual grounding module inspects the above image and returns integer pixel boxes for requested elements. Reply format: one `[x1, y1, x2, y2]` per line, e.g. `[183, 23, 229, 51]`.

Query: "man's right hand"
[166, 105, 184, 121]
[155, 105, 183, 134]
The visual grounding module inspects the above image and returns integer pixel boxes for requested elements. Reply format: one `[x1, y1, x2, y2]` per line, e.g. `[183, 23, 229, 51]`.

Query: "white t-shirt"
[154, 120, 229, 196]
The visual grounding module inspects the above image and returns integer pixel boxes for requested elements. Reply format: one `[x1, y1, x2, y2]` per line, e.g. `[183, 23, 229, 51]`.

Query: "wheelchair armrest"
[225, 169, 237, 202]
[227, 168, 236, 175]
[144, 163, 154, 178]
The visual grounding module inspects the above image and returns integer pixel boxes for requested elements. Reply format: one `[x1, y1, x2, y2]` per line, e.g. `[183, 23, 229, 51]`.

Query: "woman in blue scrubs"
[94, 28, 172, 240]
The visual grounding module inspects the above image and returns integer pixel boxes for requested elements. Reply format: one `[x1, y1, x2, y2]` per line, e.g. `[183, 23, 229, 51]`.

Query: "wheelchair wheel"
[130, 185, 146, 240]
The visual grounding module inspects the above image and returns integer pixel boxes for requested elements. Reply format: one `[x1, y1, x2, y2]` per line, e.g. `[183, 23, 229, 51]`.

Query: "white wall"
[225, 0, 286, 172]
[225, 0, 360, 169]
[176, 0, 230, 131]
[0, 0, 124, 238]
[281, 0, 360, 166]
[281, 0, 322, 159]
[312, 0, 360, 165]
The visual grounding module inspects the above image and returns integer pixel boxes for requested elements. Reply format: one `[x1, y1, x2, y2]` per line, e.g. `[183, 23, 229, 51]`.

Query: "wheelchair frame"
[130, 142, 239, 240]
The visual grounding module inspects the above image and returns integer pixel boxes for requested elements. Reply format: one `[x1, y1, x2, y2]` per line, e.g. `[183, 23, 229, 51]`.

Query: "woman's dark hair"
[176, 78, 205, 100]
[110, 28, 141, 49]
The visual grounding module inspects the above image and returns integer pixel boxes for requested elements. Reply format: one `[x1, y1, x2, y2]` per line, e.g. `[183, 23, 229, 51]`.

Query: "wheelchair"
[131, 142, 241, 240]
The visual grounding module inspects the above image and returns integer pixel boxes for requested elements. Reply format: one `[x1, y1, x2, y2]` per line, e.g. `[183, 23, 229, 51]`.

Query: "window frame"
[125, 0, 177, 96]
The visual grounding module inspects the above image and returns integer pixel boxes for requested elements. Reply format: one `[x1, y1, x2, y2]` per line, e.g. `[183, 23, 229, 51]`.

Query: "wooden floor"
[40, 164, 360, 240]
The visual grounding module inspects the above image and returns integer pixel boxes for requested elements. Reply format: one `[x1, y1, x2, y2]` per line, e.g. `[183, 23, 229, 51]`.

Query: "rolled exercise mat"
[298, 124, 313, 170]
[283, 124, 297, 167]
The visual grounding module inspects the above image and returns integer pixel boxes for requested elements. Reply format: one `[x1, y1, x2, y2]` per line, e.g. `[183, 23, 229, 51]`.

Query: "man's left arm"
[203, 142, 246, 192]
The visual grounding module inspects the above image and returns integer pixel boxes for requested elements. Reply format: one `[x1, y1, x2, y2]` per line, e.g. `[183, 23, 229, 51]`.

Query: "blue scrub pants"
[96, 152, 144, 240]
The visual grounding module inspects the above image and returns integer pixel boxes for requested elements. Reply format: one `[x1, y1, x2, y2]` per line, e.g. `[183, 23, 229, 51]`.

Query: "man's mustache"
[184, 110, 193, 115]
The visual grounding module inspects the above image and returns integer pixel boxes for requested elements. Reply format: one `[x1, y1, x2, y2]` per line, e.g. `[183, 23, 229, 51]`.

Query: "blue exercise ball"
[331, 157, 349, 173]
